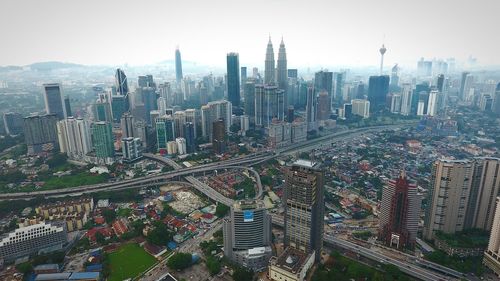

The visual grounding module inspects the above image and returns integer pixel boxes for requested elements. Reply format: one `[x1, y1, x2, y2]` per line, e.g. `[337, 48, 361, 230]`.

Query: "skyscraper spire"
[264, 37, 275, 84]
[277, 37, 288, 108]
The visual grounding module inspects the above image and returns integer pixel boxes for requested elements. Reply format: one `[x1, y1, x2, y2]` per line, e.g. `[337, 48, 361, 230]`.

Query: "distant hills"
[0, 61, 86, 72]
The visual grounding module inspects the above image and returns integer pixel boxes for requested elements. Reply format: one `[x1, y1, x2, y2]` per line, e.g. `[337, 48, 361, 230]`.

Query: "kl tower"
[379, 44, 387, 75]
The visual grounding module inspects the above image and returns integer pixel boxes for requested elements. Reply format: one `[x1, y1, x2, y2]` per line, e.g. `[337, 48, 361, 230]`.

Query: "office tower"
[412, 83, 430, 115]
[351, 99, 370, 118]
[121, 137, 142, 162]
[120, 112, 135, 138]
[316, 91, 330, 120]
[268, 121, 291, 148]
[333, 72, 345, 105]
[92, 102, 113, 123]
[264, 37, 275, 84]
[200, 100, 232, 139]
[479, 94, 493, 112]
[367, 75, 390, 112]
[175, 47, 183, 85]
[379, 44, 387, 75]
[277, 38, 287, 107]
[378, 172, 421, 250]
[424, 159, 474, 240]
[184, 109, 197, 138]
[56, 117, 92, 159]
[287, 106, 294, 123]
[484, 197, 500, 276]
[241, 66, 247, 86]
[400, 84, 412, 116]
[173, 111, 186, 139]
[176, 137, 187, 155]
[291, 119, 307, 144]
[436, 74, 445, 93]
[157, 97, 167, 116]
[240, 115, 249, 136]
[427, 89, 438, 116]
[115, 68, 129, 96]
[417, 58, 433, 77]
[466, 158, 500, 231]
[353, 81, 365, 99]
[227, 53, 241, 107]
[305, 86, 317, 131]
[43, 83, 66, 120]
[156, 115, 175, 151]
[288, 69, 298, 79]
[0, 222, 67, 262]
[494, 84, 500, 115]
[3, 112, 23, 136]
[138, 75, 155, 88]
[183, 122, 196, 153]
[390, 94, 402, 113]
[283, 160, 324, 261]
[252, 67, 259, 79]
[390, 64, 400, 89]
[314, 71, 333, 108]
[91, 122, 114, 159]
[134, 121, 148, 149]
[212, 118, 226, 154]
[223, 200, 272, 271]
[64, 96, 72, 117]
[459, 72, 470, 101]
[244, 81, 256, 122]
[167, 141, 178, 155]
[23, 114, 59, 155]
[344, 103, 352, 119]
[254, 85, 285, 127]
[111, 95, 127, 122]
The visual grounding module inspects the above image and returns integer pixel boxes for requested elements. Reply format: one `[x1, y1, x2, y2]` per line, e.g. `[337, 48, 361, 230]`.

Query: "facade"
[351, 99, 370, 118]
[277, 38, 288, 106]
[390, 94, 402, 114]
[427, 89, 438, 116]
[314, 71, 333, 108]
[424, 159, 473, 240]
[92, 102, 113, 123]
[175, 47, 183, 85]
[378, 172, 421, 250]
[115, 68, 129, 96]
[176, 137, 187, 155]
[264, 37, 275, 84]
[156, 115, 175, 151]
[254, 84, 285, 128]
[484, 197, 500, 276]
[35, 198, 94, 232]
[64, 96, 72, 117]
[91, 122, 114, 159]
[173, 111, 186, 138]
[200, 100, 232, 140]
[3, 112, 23, 136]
[111, 95, 127, 122]
[212, 119, 226, 154]
[0, 222, 67, 262]
[316, 91, 331, 121]
[23, 114, 59, 155]
[367, 75, 390, 112]
[244, 81, 256, 122]
[56, 117, 92, 160]
[120, 112, 135, 138]
[305, 86, 316, 131]
[223, 200, 272, 271]
[183, 122, 196, 153]
[400, 83, 413, 116]
[227, 52, 241, 107]
[121, 137, 142, 162]
[267, 121, 291, 148]
[283, 160, 324, 261]
[43, 83, 66, 120]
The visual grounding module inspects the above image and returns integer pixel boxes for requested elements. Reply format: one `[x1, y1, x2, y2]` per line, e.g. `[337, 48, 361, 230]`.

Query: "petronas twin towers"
[264, 36, 287, 91]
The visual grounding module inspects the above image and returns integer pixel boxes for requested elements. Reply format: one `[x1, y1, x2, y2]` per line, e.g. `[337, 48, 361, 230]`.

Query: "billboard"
[243, 210, 254, 222]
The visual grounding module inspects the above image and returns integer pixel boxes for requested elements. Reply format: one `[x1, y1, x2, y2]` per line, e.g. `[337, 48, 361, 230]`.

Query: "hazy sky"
[1, 0, 499, 69]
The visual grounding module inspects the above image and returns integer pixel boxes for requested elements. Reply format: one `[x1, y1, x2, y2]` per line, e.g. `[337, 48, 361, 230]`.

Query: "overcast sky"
[1, 0, 499, 69]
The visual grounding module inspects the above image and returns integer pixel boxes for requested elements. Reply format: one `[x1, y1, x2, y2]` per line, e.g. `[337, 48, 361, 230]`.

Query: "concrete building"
[268, 247, 315, 281]
[484, 197, 500, 276]
[167, 141, 177, 155]
[316, 91, 331, 121]
[305, 86, 316, 131]
[3, 112, 23, 136]
[212, 119, 226, 154]
[156, 115, 175, 151]
[91, 121, 114, 159]
[400, 83, 413, 116]
[223, 200, 272, 271]
[120, 112, 135, 138]
[43, 83, 66, 120]
[176, 137, 187, 155]
[264, 37, 275, 84]
[121, 137, 142, 162]
[200, 100, 232, 140]
[23, 114, 59, 155]
[267, 121, 291, 149]
[255, 85, 285, 128]
[351, 99, 370, 118]
[227, 52, 241, 107]
[427, 89, 438, 116]
[57, 117, 92, 160]
[390, 94, 402, 114]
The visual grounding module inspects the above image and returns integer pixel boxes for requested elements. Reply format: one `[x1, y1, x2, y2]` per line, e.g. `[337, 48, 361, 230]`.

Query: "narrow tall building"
[367, 75, 390, 113]
[227, 52, 241, 107]
[56, 117, 92, 160]
[91, 121, 115, 159]
[276, 38, 287, 106]
[212, 118, 226, 154]
[378, 172, 421, 250]
[175, 47, 183, 85]
[283, 160, 325, 261]
[484, 197, 500, 276]
[43, 83, 66, 120]
[264, 37, 275, 84]
[254, 85, 285, 128]
[23, 114, 59, 155]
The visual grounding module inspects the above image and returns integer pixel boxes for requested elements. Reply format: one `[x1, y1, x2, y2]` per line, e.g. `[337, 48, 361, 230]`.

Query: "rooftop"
[294, 159, 316, 168]
[272, 247, 311, 274]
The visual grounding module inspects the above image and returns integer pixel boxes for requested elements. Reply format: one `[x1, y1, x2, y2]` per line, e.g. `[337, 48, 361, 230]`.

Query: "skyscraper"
[367, 75, 390, 112]
[283, 160, 324, 261]
[121, 137, 142, 162]
[483, 197, 500, 276]
[156, 115, 175, 151]
[175, 47, 183, 85]
[120, 112, 135, 139]
[459, 72, 470, 101]
[200, 100, 232, 139]
[227, 52, 241, 107]
[316, 91, 330, 120]
[23, 114, 59, 155]
[223, 200, 272, 271]
[244, 81, 256, 122]
[427, 89, 438, 116]
[212, 118, 226, 154]
[3, 112, 23, 136]
[254, 85, 285, 127]
[64, 96, 72, 117]
[264, 37, 275, 84]
[494, 83, 500, 115]
[183, 122, 196, 153]
[91, 122, 114, 159]
[314, 71, 333, 108]
[92, 102, 113, 123]
[378, 172, 421, 250]
[333, 72, 345, 105]
[43, 83, 66, 120]
[56, 117, 92, 160]
[400, 83, 413, 116]
[277, 38, 287, 106]
[115, 68, 129, 96]
[240, 66, 247, 86]
[305, 86, 317, 131]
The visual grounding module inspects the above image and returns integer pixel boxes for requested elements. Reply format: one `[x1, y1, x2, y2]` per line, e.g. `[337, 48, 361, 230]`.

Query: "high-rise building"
[378, 172, 421, 250]
[314, 71, 333, 109]
[156, 115, 175, 151]
[173, 111, 186, 139]
[176, 137, 187, 155]
[92, 102, 113, 123]
[120, 112, 135, 139]
[424, 159, 474, 240]
[400, 83, 413, 116]
[343, 103, 353, 119]
[91, 122, 114, 159]
[183, 122, 196, 153]
[244, 81, 256, 122]
[175, 47, 183, 86]
[138, 75, 155, 88]
[333, 72, 345, 105]
[367, 75, 390, 112]
[283, 160, 325, 261]
[459, 72, 470, 101]
[56, 117, 92, 160]
[484, 197, 500, 276]
[277, 38, 287, 106]
[111, 95, 127, 122]
[264, 37, 275, 84]
[227, 53, 241, 107]
[288, 69, 298, 79]
[241, 66, 247, 87]
[427, 89, 438, 116]
[305, 86, 317, 131]
[0, 222, 67, 262]
[254, 85, 285, 127]
[200, 100, 232, 140]
[351, 99, 370, 118]
[184, 109, 197, 139]
[287, 106, 294, 123]
[43, 83, 66, 120]
[316, 91, 330, 120]
[121, 137, 142, 162]
[494, 83, 500, 115]
[212, 118, 226, 154]
[390, 94, 402, 113]
[115, 68, 129, 96]
[64, 96, 72, 117]
[3, 112, 23, 136]
[390, 64, 400, 89]
[23, 114, 59, 155]
[223, 200, 272, 271]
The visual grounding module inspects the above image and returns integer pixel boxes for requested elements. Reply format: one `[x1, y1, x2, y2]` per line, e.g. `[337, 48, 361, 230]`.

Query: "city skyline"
[1, 0, 499, 69]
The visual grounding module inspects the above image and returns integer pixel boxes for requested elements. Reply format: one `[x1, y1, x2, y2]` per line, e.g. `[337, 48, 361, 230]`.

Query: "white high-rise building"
[240, 115, 249, 136]
[167, 141, 178, 155]
[427, 89, 438, 116]
[121, 137, 142, 162]
[56, 117, 92, 160]
[176, 137, 187, 155]
[157, 97, 167, 116]
[200, 100, 232, 140]
[417, 101, 426, 116]
[400, 83, 413, 116]
[351, 99, 370, 118]
[484, 197, 500, 276]
[390, 94, 402, 113]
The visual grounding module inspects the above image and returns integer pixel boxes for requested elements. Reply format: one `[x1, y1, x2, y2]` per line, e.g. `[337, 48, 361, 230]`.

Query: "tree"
[95, 231, 106, 244]
[47, 153, 68, 168]
[167, 252, 193, 270]
[232, 266, 253, 281]
[101, 209, 116, 224]
[206, 256, 221, 275]
[215, 203, 229, 217]
[147, 223, 173, 246]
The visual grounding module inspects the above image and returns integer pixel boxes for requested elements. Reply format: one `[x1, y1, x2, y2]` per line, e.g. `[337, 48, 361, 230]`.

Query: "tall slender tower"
[379, 44, 387, 75]
[175, 46, 183, 85]
[264, 36, 275, 85]
[226, 52, 241, 107]
[277, 38, 288, 110]
[43, 83, 66, 120]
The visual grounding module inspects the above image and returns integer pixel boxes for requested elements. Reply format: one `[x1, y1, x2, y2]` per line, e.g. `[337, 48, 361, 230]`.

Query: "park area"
[108, 243, 157, 281]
